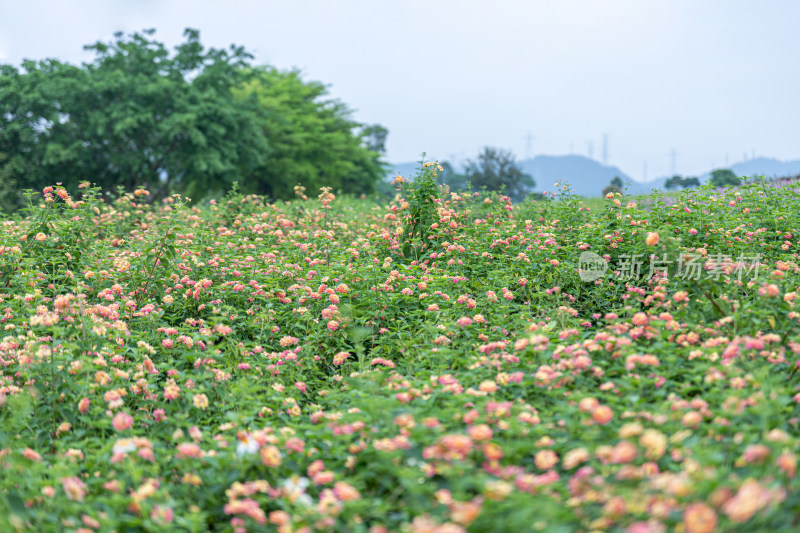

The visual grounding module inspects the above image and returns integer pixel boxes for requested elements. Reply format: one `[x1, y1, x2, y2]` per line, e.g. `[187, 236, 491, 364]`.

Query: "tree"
[664, 175, 683, 190]
[665, 175, 701, 190]
[463, 147, 535, 201]
[603, 176, 624, 196]
[0, 29, 271, 202]
[234, 67, 386, 199]
[682, 176, 700, 188]
[0, 151, 19, 212]
[361, 124, 388, 154]
[709, 169, 740, 188]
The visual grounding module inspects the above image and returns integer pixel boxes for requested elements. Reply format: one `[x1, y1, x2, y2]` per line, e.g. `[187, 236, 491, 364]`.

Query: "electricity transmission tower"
[524, 132, 534, 159]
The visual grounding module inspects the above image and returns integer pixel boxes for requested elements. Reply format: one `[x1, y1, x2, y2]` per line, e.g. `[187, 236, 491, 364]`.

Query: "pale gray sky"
[1, 0, 798, 181]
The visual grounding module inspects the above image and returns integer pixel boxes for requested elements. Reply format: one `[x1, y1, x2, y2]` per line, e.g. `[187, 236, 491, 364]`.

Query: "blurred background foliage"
[0, 29, 388, 212]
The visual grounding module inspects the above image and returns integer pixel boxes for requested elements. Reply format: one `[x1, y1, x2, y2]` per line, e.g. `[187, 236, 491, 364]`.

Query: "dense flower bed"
[0, 172, 799, 532]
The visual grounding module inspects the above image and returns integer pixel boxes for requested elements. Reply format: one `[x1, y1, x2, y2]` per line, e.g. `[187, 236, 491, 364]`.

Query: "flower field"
[1, 169, 799, 532]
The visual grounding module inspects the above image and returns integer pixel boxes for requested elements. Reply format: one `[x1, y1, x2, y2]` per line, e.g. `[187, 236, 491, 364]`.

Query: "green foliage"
[0, 29, 270, 203]
[709, 168, 741, 188]
[602, 184, 622, 197]
[233, 67, 386, 200]
[133, 195, 187, 306]
[399, 159, 445, 260]
[610, 175, 624, 189]
[463, 147, 535, 201]
[1, 390, 34, 437]
[2, 175, 800, 531]
[361, 124, 389, 154]
[0, 151, 22, 212]
[664, 175, 681, 190]
[683, 176, 700, 188]
[1, 185, 104, 292]
[0, 29, 387, 210]
[665, 174, 701, 190]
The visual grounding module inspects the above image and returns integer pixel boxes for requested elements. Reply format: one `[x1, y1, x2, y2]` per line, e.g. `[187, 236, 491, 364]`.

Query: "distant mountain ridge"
[386, 155, 800, 197]
[718, 157, 800, 181]
[518, 155, 646, 196]
[385, 155, 645, 196]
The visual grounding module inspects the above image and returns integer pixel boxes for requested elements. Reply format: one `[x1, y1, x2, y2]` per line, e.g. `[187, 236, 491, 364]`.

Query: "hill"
[727, 157, 800, 180]
[386, 154, 653, 197]
[386, 155, 800, 197]
[517, 155, 661, 196]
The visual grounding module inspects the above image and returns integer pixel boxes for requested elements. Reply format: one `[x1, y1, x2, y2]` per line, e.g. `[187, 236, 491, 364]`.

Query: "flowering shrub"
[1, 176, 799, 532]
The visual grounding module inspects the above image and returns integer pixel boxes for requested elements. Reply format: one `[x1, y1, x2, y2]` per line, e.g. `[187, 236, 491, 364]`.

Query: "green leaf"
[5, 492, 26, 515]
[713, 297, 731, 316]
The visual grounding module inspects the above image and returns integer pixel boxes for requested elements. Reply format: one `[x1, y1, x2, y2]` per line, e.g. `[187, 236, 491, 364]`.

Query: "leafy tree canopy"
[665, 175, 701, 190]
[462, 147, 535, 202]
[682, 176, 701, 188]
[233, 67, 386, 199]
[0, 29, 387, 209]
[361, 124, 389, 154]
[0, 29, 270, 206]
[709, 169, 740, 188]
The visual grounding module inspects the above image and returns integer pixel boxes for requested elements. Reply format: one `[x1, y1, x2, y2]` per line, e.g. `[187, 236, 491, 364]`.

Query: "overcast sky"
[1, 0, 798, 181]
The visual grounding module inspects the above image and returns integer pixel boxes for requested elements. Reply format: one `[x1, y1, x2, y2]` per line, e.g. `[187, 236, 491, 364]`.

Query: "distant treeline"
[601, 169, 800, 197]
[0, 29, 388, 212]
